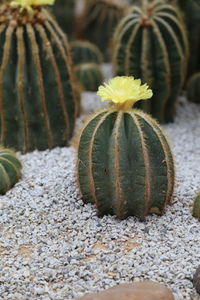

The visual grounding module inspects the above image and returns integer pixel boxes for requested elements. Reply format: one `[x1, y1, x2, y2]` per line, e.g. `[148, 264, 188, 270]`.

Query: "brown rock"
[76, 281, 174, 300]
[193, 265, 200, 294]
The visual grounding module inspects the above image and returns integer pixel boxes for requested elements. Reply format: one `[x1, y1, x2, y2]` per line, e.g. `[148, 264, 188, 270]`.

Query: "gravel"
[1, 67, 200, 300]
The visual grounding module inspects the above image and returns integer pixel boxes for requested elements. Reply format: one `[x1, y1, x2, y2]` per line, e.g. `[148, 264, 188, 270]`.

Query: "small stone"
[76, 282, 174, 300]
[193, 266, 200, 294]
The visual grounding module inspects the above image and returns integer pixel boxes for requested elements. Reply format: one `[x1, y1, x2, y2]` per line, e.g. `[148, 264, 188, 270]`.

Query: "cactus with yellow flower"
[77, 76, 175, 219]
[0, 0, 78, 153]
[113, 0, 189, 123]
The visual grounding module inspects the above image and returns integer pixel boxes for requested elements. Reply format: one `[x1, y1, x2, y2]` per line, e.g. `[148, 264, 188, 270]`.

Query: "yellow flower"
[10, 0, 55, 13]
[97, 76, 153, 110]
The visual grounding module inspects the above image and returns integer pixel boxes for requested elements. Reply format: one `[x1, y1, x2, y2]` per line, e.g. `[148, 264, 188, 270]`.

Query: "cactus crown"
[97, 76, 153, 110]
[10, 0, 54, 13]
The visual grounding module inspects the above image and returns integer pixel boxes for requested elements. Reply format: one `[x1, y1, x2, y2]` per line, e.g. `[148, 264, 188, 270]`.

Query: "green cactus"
[192, 193, 200, 221]
[187, 73, 200, 103]
[75, 63, 103, 92]
[70, 40, 103, 65]
[113, 0, 189, 123]
[77, 76, 175, 219]
[52, 0, 75, 38]
[0, 1, 78, 153]
[79, 0, 129, 61]
[175, 0, 200, 78]
[0, 147, 22, 194]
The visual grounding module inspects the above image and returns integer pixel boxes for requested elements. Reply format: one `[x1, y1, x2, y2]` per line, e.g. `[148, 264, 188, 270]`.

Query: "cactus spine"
[77, 77, 175, 219]
[0, 2, 78, 153]
[0, 147, 22, 194]
[193, 193, 200, 221]
[187, 73, 200, 103]
[113, 0, 189, 123]
[79, 0, 129, 60]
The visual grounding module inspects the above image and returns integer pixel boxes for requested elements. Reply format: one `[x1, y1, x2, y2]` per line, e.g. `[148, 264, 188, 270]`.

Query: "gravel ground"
[1, 68, 200, 300]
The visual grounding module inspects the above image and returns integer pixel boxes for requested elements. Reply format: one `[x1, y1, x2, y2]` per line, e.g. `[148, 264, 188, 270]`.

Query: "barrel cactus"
[0, 0, 78, 153]
[192, 193, 200, 221]
[70, 40, 103, 65]
[77, 76, 175, 219]
[113, 0, 189, 123]
[187, 73, 200, 103]
[0, 147, 22, 194]
[171, 0, 200, 77]
[79, 0, 129, 60]
[75, 63, 103, 92]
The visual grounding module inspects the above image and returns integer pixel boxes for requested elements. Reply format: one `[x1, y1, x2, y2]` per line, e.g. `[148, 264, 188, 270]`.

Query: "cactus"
[113, 0, 189, 123]
[75, 63, 103, 92]
[78, 0, 129, 61]
[52, 0, 75, 38]
[77, 77, 175, 219]
[192, 193, 200, 221]
[170, 0, 200, 78]
[193, 265, 200, 294]
[0, 147, 22, 194]
[70, 40, 103, 65]
[187, 73, 200, 103]
[0, 0, 78, 153]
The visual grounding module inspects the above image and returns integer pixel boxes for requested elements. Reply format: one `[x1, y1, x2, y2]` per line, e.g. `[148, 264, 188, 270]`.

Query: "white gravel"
[1, 68, 200, 300]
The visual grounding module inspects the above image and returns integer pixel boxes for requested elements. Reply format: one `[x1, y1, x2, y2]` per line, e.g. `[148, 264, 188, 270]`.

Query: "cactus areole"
[0, 0, 78, 153]
[77, 77, 175, 219]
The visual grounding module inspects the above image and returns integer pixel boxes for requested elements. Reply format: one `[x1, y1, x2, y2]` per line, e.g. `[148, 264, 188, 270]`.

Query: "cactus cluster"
[113, 0, 189, 123]
[70, 41, 103, 92]
[0, 147, 22, 194]
[77, 77, 175, 219]
[0, 1, 78, 153]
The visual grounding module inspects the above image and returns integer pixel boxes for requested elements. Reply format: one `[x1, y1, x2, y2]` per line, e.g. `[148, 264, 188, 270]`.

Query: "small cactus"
[70, 41, 104, 92]
[0, 0, 78, 153]
[192, 193, 200, 220]
[70, 40, 103, 65]
[78, 0, 129, 60]
[187, 73, 200, 103]
[75, 63, 103, 92]
[0, 147, 22, 194]
[113, 0, 189, 123]
[77, 76, 175, 219]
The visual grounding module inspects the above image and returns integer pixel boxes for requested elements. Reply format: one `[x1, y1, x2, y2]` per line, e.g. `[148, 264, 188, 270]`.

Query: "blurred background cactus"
[187, 73, 200, 103]
[0, 1, 78, 153]
[77, 77, 175, 219]
[52, 0, 75, 38]
[170, 0, 200, 79]
[76, 0, 129, 61]
[113, 0, 189, 123]
[0, 147, 22, 194]
[192, 193, 200, 221]
[70, 40, 103, 91]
